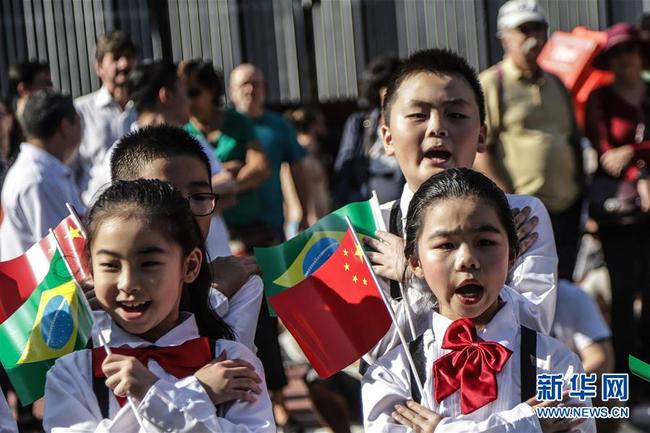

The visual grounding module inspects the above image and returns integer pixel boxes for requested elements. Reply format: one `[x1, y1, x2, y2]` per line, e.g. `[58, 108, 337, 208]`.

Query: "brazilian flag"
[0, 251, 93, 405]
[255, 199, 379, 315]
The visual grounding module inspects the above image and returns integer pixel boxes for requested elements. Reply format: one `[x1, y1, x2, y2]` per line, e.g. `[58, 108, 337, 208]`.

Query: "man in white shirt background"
[0, 90, 84, 260]
[73, 30, 137, 203]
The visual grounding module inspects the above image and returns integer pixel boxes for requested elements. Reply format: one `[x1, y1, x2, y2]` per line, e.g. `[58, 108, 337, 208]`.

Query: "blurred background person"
[476, 0, 585, 281]
[0, 90, 83, 261]
[74, 30, 138, 203]
[333, 55, 403, 206]
[284, 107, 330, 233]
[180, 60, 271, 253]
[7, 60, 52, 118]
[229, 63, 308, 241]
[0, 98, 22, 196]
[585, 22, 650, 401]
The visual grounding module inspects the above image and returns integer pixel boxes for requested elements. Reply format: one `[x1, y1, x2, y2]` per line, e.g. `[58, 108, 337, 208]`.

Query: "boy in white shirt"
[0, 90, 85, 260]
[362, 49, 558, 363]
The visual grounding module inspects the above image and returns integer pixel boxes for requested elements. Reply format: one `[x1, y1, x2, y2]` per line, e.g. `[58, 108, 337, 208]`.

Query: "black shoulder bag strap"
[388, 200, 403, 300]
[520, 325, 537, 402]
[408, 334, 427, 404]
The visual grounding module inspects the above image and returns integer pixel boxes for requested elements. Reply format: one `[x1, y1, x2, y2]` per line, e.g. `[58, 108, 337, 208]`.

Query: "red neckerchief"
[92, 337, 213, 407]
[433, 318, 512, 414]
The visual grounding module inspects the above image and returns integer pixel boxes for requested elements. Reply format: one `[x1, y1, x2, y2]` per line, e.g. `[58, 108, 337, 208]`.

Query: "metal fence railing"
[0, 0, 645, 105]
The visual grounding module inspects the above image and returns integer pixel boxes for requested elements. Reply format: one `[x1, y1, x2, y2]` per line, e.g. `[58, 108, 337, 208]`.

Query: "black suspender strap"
[406, 326, 535, 405]
[388, 200, 403, 300]
[408, 334, 427, 404]
[92, 374, 110, 419]
[520, 325, 537, 402]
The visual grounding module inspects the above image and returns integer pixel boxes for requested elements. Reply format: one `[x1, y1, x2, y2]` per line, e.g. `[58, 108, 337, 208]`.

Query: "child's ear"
[381, 124, 395, 156]
[409, 256, 425, 279]
[159, 86, 170, 105]
[183, 248, 203, 283]
[477, 123, 488, 154]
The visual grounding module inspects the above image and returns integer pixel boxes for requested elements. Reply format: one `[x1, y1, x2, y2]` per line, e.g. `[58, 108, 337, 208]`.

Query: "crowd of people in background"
[1, 0, 650, 432]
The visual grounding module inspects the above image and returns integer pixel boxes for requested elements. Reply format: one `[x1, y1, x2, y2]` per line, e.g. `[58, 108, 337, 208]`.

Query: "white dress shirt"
[552, 280, 611, 354]
[44, 311, 274, 433]
[365, 185, 558, 363]
[362, 286, 596, 433]
[209, 275, 264, 352]
[0, 388, 17, 433]
[0, 143, 86, 260]
[74, 86, 137, 202]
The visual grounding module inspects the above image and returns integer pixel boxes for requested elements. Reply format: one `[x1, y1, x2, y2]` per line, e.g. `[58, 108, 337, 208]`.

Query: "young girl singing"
[44, 179, 274, 432]
[362, 168, 595, 433]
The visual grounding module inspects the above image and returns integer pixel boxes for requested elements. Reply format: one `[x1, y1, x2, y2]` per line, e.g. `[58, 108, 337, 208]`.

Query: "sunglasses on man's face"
[517, 22, 548, 36]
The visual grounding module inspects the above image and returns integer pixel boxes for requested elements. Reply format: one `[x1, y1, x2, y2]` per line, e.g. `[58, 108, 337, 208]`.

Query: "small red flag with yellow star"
[269, 227, 391, 377]
[0, 214, 90, 324]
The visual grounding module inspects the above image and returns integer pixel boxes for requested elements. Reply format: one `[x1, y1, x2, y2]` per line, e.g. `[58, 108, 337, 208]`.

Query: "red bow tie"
[432, 318, 512, 414]
[92, 337, 213, 407]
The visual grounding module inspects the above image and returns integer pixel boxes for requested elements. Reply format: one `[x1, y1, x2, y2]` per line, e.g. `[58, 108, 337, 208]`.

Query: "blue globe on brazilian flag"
[0, 251, 93, 405]
[255, 199, 381, 315]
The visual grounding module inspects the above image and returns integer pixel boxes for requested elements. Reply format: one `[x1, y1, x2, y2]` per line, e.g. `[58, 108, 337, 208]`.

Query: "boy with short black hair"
[109, 124, 261, 350]
[0, 89, 84, 260]
[365, 48, 558, 361]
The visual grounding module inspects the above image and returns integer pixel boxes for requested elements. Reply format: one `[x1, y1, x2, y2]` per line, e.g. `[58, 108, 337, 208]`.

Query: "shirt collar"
[94, 86, 118, 109]
[430, 287, 519, 351]
[18, 142, 72, 177]
[399, 183, 414, 231]
[92, 310, 199, 348]
[502, 56, 546, 84]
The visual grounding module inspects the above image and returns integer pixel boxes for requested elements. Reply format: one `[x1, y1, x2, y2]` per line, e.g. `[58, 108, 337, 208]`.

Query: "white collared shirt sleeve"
[505, 194, 558, 335]
[552, 280, 611, 352]
[221, 276, 263, 352]
[0, 388, 17, 433]
[45, 350, 146, 433]
[45, 342, 274, 433]
[209, 276, 263, 351]
[137, 340, 274, 433]
[362, 346, 412, 433]
[362, 348, 542, 433]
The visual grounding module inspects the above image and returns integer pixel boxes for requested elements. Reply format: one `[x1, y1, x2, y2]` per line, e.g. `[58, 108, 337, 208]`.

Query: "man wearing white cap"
[475, 0, 585, 281]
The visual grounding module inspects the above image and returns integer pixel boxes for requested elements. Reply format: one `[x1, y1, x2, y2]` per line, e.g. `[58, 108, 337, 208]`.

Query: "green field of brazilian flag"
[255, 199, 381, 315]
[0, 251, 93, 404]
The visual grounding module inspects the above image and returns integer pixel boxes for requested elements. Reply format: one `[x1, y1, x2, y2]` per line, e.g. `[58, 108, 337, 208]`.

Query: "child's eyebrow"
[94, 246, 166, 257]
[426, 224, 502, 239]
[135, 246, 166, 255]
[473, 224, 502, 234]
[407, 98, 471, 107]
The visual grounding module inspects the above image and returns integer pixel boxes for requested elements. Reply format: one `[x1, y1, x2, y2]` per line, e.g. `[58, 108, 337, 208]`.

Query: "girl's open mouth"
[116, 300, 151, 319]
[455, 284, 484, 305]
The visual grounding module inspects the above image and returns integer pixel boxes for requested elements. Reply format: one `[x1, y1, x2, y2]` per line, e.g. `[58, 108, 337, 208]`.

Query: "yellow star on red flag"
[354, 244, 364, 262]
[66, 226, 81, 240]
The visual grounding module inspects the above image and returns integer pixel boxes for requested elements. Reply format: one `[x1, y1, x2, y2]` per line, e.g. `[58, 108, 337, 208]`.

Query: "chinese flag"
[268, 227, 392, 377]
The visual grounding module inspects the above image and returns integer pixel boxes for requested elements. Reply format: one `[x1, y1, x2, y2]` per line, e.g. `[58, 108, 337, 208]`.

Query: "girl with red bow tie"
[362, 168, 595, 433]
[44, 180, 274, 433]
